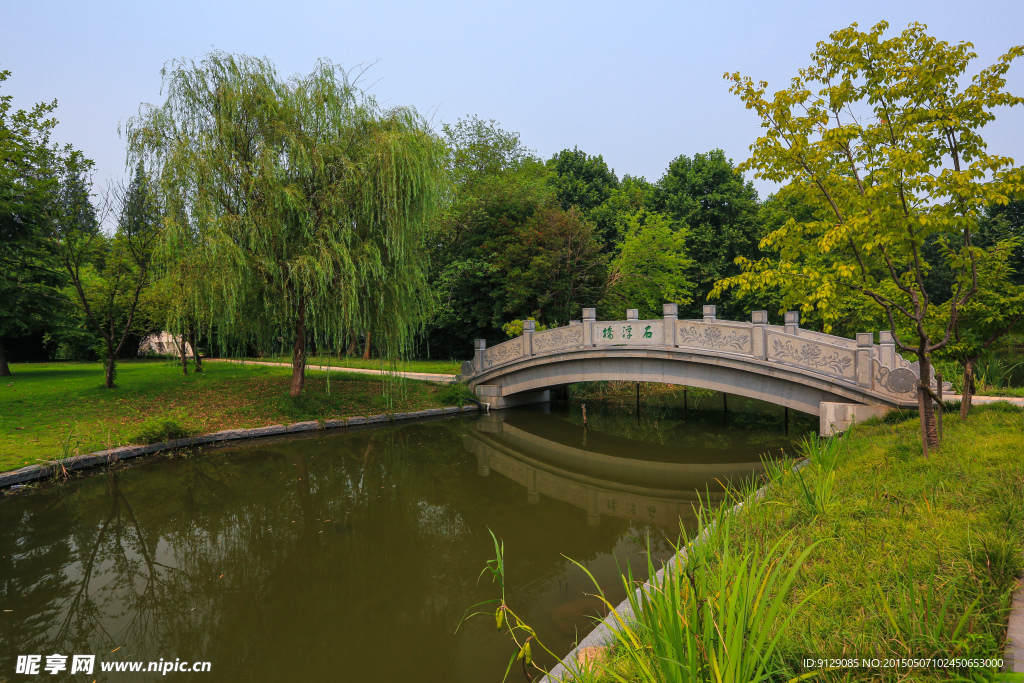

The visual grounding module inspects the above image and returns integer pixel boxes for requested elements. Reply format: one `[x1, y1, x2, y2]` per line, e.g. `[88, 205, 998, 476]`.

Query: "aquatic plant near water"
[567, 505, 822, 683]
[458, 529, 561, 682]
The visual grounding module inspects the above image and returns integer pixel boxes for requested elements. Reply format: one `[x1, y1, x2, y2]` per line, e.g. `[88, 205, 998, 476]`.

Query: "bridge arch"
[462, 305, 943, 434]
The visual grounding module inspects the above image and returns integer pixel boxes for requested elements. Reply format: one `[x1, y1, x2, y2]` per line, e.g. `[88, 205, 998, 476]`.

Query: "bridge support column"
[819, 402, 890, 436]
[474, 385, 551, 410]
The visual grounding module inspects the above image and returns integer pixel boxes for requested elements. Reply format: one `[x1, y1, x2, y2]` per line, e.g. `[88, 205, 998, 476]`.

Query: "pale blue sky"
[2, 0, 1023, 198]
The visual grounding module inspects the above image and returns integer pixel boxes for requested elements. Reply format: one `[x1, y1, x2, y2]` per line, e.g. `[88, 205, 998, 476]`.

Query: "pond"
[0, 393, 815, 681]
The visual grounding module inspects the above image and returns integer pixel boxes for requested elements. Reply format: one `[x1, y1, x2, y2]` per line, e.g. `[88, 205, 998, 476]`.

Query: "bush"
[436, 382, 477, 407]
[130, 413, 196, 444]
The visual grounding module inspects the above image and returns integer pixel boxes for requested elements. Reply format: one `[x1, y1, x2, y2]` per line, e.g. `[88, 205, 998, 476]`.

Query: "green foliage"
[546, 147, 620, 245]
[600, 209, 693, 319]
[130, 411, 196, 444]
[719, 22, 1024, 343]
[0, 70, 69, 373]
[790, 432, 845, 518]
[459, 529, 560, 682]
[500, 317, 548, 338]
[571, 508, 819, 683]
[719, 21, 1024, 449]
[45, 156, 162, 387]
[435, 382, 476, 407]
[495, 205, 606, 325]
[654, 149, 761, 318]
[127, 53, 446, 395]
[443, 115, 535, 188]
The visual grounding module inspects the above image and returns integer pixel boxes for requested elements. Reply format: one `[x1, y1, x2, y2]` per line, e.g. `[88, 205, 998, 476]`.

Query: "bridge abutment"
[819, 402, 890, 436]
[474, 384, 551, 410]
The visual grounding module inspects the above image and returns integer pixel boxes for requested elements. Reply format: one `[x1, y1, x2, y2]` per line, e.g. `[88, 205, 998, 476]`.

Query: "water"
[0, 394, 814, 682]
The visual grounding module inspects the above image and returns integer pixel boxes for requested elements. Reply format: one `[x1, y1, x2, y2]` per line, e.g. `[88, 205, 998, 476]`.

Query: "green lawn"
[235, 355, 465, 375]
[0, 359, 473, 472]
[579, 404, 1024, 682]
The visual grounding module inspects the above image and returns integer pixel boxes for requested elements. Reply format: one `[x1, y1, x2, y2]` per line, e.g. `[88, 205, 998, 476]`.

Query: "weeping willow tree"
[125, 53, 445, 396]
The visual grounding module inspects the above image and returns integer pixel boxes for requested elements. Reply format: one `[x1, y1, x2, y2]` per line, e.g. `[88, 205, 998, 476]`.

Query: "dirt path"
[204, 358, 457, 383]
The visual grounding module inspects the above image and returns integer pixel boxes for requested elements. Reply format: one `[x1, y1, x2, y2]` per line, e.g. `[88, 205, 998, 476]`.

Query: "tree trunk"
[0, 339, 10, 377]
[179, 333, 189, 376]
[189, 324, 202, 372]
[960, 358, 975, 421]
[346, 329, 357, 357]
[916, 352, 939, 454]
[290, 300, 306, 398]
[105, 352, 116, 389]
[362, 329, 372, 360]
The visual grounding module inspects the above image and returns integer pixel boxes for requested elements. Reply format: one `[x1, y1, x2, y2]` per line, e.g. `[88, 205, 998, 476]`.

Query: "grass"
[0, 359, 471, 472]
[233, 355, 465, 375]
[569, 403, 1024, 682]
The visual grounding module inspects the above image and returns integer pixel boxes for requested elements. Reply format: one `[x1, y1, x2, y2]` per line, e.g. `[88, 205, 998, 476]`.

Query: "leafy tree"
[546, 147, 619, 245]
[495, 205, 606, 325]
[443, 115, 534, 189]
[0, 70, 65, 375]
[425, 119, 553, 356]
[601, 209, 694, 319]
[49, 157, 162, 387]
[938, 239, 1024, 418]
[718, 21, 1024, 452]
[653, 149, 761, 318]
[127, 53, 446, 396]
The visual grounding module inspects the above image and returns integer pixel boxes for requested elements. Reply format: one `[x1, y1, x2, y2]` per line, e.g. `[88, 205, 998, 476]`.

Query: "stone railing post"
[583, 307, 596, 347]
[626, 309, 639, 322]
[703, 304, 716, 323]
[878, 330, 896, 368]
[663, 303, 678, 347]
[522, 319, 535, 357]
[751, 310, 768, 359]
[474, 339, 486, 371]
[856, 333, 873, 388]
[784, 311, 800, 335]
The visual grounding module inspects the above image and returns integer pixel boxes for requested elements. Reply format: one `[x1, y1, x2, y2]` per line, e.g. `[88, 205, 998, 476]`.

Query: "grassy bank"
[569, 403, 1024, 682]
[234, 355, 463, 375]
[0, 360, 474, 472]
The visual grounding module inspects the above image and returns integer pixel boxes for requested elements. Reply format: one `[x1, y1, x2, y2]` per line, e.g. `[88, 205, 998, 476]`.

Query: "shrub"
[437, 382, 477, 407]
[130, 413, 196, 444]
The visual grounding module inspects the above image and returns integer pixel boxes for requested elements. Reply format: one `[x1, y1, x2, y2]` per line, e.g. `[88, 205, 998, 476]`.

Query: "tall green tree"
[600, 209, 694, 319]
[127, 53, 446, 396]
[937, 239, 1024, 418]
[546, 147, 619, 245]
[495, 205, 606, 324]
[653, 149, 761, 318]
[0, 70, 65, 375]
[49, 157, 162, 387]
[717, 21, 1024, 452]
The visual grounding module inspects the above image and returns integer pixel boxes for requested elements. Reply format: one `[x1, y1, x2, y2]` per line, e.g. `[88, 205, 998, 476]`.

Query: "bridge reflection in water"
[464, 406, 777, 529]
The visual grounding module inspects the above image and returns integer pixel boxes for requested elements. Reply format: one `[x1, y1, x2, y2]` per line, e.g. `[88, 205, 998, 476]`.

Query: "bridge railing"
[470, 304, 936, 401]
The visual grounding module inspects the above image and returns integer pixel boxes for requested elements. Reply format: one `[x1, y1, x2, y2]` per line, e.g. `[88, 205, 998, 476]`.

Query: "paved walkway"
[949, 394, 1024, 406]
[204, 358, 457, 382]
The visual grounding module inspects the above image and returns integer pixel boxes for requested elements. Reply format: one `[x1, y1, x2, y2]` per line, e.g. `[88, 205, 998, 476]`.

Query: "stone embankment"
[0, 405, 479, 489]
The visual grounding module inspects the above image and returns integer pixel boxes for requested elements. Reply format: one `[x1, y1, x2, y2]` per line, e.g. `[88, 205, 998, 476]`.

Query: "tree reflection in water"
[0, 401, 811, 682]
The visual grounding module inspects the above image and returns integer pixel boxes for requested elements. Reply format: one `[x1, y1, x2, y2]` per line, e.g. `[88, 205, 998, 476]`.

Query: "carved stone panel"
[593, 321, 664, 345]
[874, 361, 918, 397]
[766, 332, 856, 379]
[676, 321, 753, 354]
[483, 337, 524, 369]
[532, 325, 584, 353]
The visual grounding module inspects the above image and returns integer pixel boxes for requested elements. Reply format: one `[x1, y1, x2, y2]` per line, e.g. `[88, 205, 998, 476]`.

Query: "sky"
[2, 0, 1023, 201]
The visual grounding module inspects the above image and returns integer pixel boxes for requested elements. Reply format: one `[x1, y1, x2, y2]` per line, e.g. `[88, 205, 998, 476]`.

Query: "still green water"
[0, 396, 814, 682]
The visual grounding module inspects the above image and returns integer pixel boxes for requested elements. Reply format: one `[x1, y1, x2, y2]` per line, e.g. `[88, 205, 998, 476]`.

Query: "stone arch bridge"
[461, 305, 944, 435]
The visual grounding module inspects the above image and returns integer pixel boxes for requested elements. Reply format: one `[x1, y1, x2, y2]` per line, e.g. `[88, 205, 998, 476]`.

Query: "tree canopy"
[717, 21, 1024, 450]
[127, 53, 446, 396]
